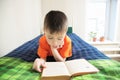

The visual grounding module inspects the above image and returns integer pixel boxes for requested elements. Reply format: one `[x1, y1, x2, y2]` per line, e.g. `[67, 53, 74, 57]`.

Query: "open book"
[41, 59, 99, 80]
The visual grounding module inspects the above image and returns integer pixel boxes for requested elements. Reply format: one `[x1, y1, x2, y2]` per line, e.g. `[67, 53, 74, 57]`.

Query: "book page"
[65, 59, 99, 76]
[42, 62, 70, 77]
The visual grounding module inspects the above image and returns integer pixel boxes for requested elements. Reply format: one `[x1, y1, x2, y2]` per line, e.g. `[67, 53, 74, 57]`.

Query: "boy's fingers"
[36, 65, 41, 72]
[37, 63, 46, 72]
[32, 65, 41, 72]
[42, 63, 46, 68]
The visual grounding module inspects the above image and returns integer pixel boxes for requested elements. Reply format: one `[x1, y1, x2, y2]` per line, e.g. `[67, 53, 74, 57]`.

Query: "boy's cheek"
[46, 40, 51, 45]
[60, 40, 64, 45]
[47, 41, 55, 46]
[47, 41, 52, 46]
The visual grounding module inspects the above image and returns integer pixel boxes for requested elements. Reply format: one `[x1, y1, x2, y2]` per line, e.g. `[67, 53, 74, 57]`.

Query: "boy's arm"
[51, 48, 66, 62]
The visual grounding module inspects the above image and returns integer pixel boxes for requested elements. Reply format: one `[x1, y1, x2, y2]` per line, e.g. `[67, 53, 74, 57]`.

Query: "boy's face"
[44, 29, 66, 48]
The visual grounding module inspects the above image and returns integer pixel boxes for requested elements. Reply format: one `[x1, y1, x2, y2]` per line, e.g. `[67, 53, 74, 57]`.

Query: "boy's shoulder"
[39, 35, 47, 44]
[40, 35, 46, 40]
[64, 35, 71, 43]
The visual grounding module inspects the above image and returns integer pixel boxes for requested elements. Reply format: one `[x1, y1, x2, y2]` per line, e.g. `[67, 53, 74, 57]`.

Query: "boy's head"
[43, 10, 68, 48]
[44, 10, 68, 34]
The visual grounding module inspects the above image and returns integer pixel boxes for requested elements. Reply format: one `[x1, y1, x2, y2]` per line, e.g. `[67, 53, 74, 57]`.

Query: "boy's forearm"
[51, 48, 65, 62]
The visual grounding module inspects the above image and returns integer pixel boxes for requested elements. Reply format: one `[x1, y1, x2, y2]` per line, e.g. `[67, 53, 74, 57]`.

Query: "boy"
[33, 10, 72, 72]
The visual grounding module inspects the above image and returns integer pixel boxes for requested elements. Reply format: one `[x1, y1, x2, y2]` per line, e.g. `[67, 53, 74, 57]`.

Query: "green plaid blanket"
[0, 57, 120, 80]
[0, 57, 40, 80]
[72, 59, 120, 80]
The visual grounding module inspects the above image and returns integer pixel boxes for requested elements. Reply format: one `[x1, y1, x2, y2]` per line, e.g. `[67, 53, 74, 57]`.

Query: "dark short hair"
[44, 10, 68, 34]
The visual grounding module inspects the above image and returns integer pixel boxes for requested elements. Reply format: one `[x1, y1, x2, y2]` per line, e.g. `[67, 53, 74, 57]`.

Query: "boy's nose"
[53, 41, 57, 45]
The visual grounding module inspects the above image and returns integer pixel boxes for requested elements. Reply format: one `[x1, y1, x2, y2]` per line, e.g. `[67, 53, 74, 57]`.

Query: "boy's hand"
[33, 58, 46, 72]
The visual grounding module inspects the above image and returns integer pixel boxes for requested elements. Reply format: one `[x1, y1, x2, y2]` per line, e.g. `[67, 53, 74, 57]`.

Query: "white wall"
[0, 0, 41, 57]
[41, 0, 120, 42]
[41, 0, 86, 38]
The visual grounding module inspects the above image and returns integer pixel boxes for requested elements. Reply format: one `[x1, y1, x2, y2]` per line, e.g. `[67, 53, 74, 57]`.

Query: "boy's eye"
[48, 38, 53, 39]
[58, 38, 62, 40]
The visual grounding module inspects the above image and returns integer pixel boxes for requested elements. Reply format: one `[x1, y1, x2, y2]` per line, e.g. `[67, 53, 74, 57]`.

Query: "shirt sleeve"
[37, 36, 48, 59]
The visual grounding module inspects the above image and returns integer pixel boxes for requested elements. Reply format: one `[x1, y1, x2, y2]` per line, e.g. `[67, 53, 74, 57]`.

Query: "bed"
[0, 33, 120, 80]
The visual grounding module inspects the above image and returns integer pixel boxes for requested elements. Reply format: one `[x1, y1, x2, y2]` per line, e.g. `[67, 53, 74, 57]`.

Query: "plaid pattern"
[67, 33, 109, 60]
[5, 33, 109, 62]
[5, 34, 43, 62]
[0, 57, 40, 80]
[0, 57, 120, 80]
[72, 59, 120, 80]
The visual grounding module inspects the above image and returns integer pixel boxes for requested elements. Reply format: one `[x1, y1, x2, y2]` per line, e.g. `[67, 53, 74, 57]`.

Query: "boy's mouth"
[52, 45, 57, 48]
